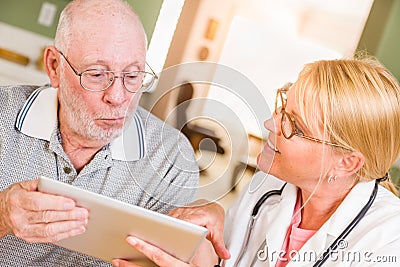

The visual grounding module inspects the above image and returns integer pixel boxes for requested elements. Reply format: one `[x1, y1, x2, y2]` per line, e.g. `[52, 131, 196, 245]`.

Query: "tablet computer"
[37, 176, 207, 265]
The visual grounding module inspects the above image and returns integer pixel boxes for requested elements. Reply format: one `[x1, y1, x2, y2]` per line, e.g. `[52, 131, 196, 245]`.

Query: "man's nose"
[102, 76, 128, 105]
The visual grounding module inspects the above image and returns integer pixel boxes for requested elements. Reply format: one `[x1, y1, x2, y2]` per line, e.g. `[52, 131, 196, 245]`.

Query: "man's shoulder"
[135, 106, 183, 136]
[135, 106, 194, 152]
[0, 85, 43, 139]
[0, 84, 41, 93]
[0, 85, 43, 116]
[0, 84, 41, 101]
[135, 106, 159, 123]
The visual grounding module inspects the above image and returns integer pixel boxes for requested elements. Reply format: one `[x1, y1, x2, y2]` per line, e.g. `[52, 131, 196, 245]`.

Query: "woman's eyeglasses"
[274, 83, 350, 150]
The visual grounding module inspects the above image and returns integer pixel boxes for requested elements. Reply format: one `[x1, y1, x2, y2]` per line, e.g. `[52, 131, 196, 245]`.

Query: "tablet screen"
[38, 176, 207, 264]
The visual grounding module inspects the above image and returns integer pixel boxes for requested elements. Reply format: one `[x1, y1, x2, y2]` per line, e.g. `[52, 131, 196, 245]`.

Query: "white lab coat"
[222, 172, 400, 266]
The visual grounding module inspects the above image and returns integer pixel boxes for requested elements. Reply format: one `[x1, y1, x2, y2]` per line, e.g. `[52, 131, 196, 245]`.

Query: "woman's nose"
[264, 113, 280, 134]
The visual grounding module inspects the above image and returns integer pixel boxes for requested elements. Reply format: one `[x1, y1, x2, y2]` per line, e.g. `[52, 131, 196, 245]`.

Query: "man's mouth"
[97, 116, 125, 126]
[102, 117, 124, 121]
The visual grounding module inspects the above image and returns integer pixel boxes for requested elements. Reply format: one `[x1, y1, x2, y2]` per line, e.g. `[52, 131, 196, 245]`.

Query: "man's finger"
[210, 233, 231, 260]
[18, 179, 40, 192]
[14, 220, 86, 242]
[26, 207, 88, 223]
[19, 191, 76, 212]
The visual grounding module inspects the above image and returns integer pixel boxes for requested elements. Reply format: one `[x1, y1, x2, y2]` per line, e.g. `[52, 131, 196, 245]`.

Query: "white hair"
[54, 0, 147, 52]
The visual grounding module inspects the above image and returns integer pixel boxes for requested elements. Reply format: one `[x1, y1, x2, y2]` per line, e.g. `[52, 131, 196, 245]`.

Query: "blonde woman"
[114, 58, 400, 267]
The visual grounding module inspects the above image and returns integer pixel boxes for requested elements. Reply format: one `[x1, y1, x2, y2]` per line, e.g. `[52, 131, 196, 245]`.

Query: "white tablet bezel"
[37, 176, 207, 265]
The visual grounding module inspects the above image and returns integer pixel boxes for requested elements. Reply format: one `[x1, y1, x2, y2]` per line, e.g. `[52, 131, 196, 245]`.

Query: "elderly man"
[0, 0, 198, 266]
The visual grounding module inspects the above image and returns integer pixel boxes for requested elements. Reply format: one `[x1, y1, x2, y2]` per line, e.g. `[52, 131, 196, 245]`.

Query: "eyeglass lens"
[281, 112, 295, 138]
[81, 70, 152, 92]
[275, 90, 295, 139]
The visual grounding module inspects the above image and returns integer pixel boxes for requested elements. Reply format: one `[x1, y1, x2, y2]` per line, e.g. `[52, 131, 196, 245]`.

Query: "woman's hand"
[112, 236, 195, 267]
[112, 199, 230, 267]
[168, 199, 230, 260]
[112, 236, 218, 267]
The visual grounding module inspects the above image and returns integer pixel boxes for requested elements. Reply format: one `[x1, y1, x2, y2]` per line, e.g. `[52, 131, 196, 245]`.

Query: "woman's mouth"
[267, 139, 280, 153]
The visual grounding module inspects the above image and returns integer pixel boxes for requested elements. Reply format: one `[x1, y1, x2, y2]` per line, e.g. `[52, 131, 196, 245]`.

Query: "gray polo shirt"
[0, 85, 199, 266]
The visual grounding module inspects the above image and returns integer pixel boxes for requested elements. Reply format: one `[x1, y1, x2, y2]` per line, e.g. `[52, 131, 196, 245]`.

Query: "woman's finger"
[126, 236, 192, 267]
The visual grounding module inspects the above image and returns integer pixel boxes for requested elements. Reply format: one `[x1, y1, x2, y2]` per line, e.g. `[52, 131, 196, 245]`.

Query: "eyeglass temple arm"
[146, 62, 158, 79]
[57, 49, 81, 76]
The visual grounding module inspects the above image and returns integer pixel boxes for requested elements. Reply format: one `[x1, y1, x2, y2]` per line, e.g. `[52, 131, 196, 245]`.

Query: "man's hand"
[168, 199, 230, 260]
[0, 179, 89, 243]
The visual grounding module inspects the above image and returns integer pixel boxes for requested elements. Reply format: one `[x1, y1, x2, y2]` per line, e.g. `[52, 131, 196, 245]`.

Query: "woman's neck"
[298, 181, 355, 230]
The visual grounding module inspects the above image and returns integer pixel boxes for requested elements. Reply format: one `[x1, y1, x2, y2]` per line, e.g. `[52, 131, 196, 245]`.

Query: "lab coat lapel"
[286, 181, 376, 267]
[264, 183, 297, 267]
[323, 181, 375, 238]
[286, 223, 330, 266]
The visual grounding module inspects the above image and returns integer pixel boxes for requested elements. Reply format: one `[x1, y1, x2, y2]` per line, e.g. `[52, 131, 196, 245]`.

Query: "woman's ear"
[44, 46, 60, 88]
[334, 151, 365, 177]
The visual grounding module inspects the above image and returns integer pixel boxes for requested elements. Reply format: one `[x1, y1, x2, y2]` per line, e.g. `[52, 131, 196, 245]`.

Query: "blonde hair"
[293, 56, 400, 195]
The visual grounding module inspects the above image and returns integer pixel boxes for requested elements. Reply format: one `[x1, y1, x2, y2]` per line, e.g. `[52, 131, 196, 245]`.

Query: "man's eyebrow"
[80, 60, 144, 71]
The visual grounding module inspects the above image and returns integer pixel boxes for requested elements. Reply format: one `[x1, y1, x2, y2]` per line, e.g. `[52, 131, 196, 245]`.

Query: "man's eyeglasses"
[57, 49, 158, 93]
[274, 83, 349, 150]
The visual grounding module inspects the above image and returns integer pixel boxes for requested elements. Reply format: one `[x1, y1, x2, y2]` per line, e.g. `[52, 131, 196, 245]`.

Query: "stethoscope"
[216, 179, 379, 267]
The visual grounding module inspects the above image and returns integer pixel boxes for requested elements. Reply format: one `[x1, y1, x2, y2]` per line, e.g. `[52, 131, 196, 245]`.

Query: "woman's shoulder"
[346, 185, 400, 256]
[374, 185, 400, 213]
[362, 185, 400, 238]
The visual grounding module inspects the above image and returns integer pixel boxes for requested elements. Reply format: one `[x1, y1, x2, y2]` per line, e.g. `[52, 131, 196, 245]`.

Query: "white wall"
[0, 22, 51, 85]
[202, 0, 374, 138]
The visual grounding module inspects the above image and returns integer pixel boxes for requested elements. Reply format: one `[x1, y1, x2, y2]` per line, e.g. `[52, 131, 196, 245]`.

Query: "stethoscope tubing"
[230, 183, 287, 267]
[313, 181, 378, 266]
[251, 183, 288, 216]
[219, 181, 378, 267]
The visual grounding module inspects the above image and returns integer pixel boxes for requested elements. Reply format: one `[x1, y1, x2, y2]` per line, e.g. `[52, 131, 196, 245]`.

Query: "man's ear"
[334, 151, 365, 177]
[44, 46, 60, 88]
